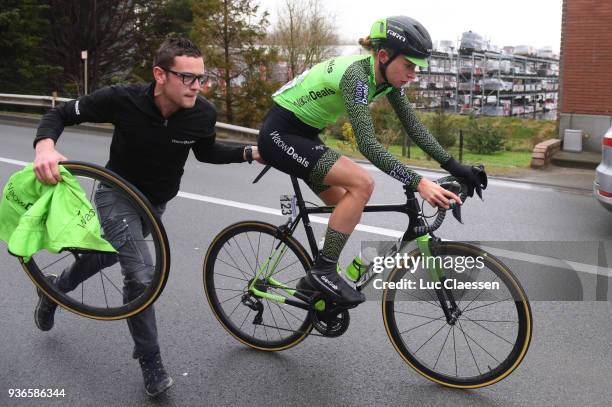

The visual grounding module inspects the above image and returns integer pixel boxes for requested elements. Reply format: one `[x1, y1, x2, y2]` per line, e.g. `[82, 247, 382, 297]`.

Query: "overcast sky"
[258, 0, 562, 52]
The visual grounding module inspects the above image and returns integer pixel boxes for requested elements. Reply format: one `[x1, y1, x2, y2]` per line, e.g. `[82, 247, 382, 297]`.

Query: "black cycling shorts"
[258, 104, 341, 194]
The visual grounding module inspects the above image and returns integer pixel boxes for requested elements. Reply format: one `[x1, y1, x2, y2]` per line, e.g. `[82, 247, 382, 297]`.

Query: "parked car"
[594, 126, 612, 211]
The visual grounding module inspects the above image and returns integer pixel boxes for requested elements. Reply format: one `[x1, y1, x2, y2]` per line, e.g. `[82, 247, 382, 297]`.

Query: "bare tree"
[269, 0, 338, 80]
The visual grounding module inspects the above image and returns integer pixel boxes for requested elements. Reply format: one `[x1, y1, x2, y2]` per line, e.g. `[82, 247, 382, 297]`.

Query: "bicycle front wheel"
[382, 241, 532, 388]
[20, 161, 171, 320]
[204, 221, 313, 351]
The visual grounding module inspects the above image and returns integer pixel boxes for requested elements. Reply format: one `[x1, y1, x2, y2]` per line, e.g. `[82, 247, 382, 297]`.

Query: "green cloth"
[0, 164, 116, 262]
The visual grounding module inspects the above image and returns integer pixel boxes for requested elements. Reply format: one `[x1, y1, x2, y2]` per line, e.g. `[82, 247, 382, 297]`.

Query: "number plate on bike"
[280, 195, 297, 217]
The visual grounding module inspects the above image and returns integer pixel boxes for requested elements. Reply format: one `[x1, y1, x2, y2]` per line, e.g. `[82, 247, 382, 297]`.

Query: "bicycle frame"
[246, 175, 463, 320]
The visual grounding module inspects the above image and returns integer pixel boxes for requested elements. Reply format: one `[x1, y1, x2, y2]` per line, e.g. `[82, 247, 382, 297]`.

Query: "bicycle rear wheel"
[204, 221, 313, 351]
[19, 161, 171, 320]
[382, 241, 532, 388]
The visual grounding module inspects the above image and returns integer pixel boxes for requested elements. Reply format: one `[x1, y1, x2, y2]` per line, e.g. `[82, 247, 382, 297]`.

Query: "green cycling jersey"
[272, 54, 451, 189]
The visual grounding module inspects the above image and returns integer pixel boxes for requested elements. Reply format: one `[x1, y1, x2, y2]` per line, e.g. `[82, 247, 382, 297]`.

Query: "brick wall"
[560, 0, 612, 115]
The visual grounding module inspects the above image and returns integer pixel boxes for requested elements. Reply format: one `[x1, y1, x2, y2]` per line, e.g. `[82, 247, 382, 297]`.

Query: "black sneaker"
[34, 274, 58, 331]
[138, 352, 174, 397]
[306, 255, 365, 305]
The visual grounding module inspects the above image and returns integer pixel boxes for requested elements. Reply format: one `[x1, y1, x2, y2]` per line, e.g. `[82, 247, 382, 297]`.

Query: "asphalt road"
[0, 119, 611, 407]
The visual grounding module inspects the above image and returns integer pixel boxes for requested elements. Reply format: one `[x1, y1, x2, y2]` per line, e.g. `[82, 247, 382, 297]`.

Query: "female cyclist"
[257, 16, 487, 305]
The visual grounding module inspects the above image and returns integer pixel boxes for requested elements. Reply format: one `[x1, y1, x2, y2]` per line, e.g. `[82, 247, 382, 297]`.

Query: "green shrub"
[465, 117, 506, 154]
[429, 108, 456, 149]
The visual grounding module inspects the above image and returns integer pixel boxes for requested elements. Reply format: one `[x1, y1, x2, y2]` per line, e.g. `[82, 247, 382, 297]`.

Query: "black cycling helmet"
[370, 16, 432, 86]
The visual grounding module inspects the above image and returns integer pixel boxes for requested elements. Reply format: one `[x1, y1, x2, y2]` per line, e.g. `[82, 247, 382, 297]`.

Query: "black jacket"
[35, 82, 245, 204]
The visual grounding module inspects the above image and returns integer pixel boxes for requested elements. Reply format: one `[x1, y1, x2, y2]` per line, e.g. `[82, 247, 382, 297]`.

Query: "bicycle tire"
[382, 241, 532, 388]
[204, 221, 314, 351]
[19, 161, 171, 320]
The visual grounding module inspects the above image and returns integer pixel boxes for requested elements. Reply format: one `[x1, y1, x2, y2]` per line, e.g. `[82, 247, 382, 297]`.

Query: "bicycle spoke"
[220, 291, 245, 305]
[433, 324, 453, 370]
[256, 233, 262, 275]
[462, 315, 515, 346]
[457, 320, 501, 365]
[397, 290, 442, 309]
[463, 298, 512, 313]
[457, 320, 482, 375]
[399, 315, 446, 336]
[227, 297, 243, 319]
[414, 321, 448, 354]
[99, 271, 109, 309]
[100, 270, 123, 296]
[215, 271, 249, 282]
[460, 274, 502, 312]
[232, 237, 256, 276]
[216, 258, 251, 277]
[264, 298, 283, 340]
[221, 246, 253, 281]
[273, 302, 304, 323]
[394, 310, 443, 320]
[452, 326, 458, 377]
[38, 252, 73, 272]
[270, 259, 300, 278]
[262, 320, 270, 341]
[216, 288, 247, 293]
[240, 308, 251, 330]
[245, 233, 259, 271]
[466, 318, 518, 323]
[273, 301, 294, 330]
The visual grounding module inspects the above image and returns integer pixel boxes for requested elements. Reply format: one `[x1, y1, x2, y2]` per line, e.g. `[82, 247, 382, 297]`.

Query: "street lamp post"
[81, 50, 88, 95]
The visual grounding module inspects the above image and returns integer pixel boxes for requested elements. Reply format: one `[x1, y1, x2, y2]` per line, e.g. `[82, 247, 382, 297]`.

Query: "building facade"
[558, 0, 612, 152]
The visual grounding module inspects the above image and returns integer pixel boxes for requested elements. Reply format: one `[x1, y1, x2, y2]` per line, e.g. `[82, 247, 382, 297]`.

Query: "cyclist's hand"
[252, 146, 266, 164]
[441, 157, 488, 198]
[416, 177, 462, 209]
[34, 138, 67, 184]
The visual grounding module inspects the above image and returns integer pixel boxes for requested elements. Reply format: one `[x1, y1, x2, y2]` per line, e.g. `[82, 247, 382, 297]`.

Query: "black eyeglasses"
[163, 68, 209, 86]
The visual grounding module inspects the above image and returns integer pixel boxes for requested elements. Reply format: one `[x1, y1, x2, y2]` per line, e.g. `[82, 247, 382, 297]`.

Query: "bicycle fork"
[416, 235, 462, 325]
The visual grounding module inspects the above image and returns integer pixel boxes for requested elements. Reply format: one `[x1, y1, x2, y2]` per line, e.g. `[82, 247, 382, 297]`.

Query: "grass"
[322, 137, 533, 176]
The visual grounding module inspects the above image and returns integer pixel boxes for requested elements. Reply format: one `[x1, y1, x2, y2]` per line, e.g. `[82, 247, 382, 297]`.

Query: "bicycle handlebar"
[411, 175, 470, 236]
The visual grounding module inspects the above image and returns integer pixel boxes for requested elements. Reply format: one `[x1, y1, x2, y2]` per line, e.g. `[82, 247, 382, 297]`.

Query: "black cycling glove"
[441, 157, 488, 199]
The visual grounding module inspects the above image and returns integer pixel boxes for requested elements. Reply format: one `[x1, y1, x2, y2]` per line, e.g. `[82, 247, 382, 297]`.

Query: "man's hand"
[34, 138, 67, 184]
[416, 177, 462, 209]
[251, 146, 265, 164]
[243, 145, 265, 164]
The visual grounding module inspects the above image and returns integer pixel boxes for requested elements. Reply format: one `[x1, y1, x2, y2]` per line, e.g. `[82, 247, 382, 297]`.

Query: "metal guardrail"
[0, 93, 259, 139]
[0, 93, 72, 108]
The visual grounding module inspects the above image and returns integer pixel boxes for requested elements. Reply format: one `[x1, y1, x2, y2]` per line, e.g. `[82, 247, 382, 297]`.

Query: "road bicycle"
[17, 161, 170, 320]
[203, 166, 532, 388]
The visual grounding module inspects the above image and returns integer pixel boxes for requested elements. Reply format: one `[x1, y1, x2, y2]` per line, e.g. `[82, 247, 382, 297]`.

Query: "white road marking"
[1, 156, 608, 276]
